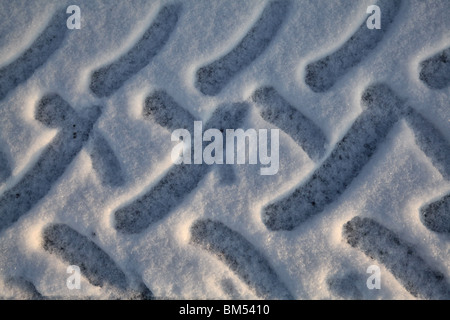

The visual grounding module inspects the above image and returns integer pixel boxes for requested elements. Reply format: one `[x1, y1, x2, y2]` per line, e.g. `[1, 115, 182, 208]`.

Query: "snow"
[0, 0, 448, 299]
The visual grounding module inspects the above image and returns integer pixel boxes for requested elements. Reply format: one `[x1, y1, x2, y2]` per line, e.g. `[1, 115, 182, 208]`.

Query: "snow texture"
[419, 47, 450, 90]
[43, 223, 153, 299]
[90, 4, 181, 97]
[191, 219, 293, 300]
[343, 217, 450, 299]
[305, 0, 402, 92]
[196, 0, 290, 96]
[405, 108, 450, 180]
[0, 0, 449, 300]
[0, 149, 10, 183]
[252, 86, 327, 161]
[144, 90, 196, 132]
[420, 193, 450, 234]
[0, 10, 67, 101]
[114, 102, 249, 234]
[89, 132, 126, 187]
[262, 84, 406, 231]
[0, 95, 100, 233]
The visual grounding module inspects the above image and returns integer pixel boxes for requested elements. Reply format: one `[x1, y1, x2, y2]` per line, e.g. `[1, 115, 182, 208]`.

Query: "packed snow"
[0, 0, 448, 299]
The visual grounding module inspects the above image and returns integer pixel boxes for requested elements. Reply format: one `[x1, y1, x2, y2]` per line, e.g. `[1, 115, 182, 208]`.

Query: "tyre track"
[144, 90, 196, 132]
[4, 277, 44, 300]
[196, 0, 290, 96]
[0, 149, 10, 183]
[343, 216, 449, 299]
[89, 4, 181, 98]
[114, 102, 249, 234]
[327, 272, 364, 300]
[43, 223, 153, 299]
[0, 10, 67, 101]
[405, 108, 450, 180]
[420, 192, 450, 234]
[191, 219, 293, 299]
[0, 95, 101, 233]
[305, 0, 402, 92]
[252, 86, 327, 161]
[145, 91, 237, 185]
[89, 132, 126, 187]
[262, 83, 405, 231]
[419, 47, 450, 90]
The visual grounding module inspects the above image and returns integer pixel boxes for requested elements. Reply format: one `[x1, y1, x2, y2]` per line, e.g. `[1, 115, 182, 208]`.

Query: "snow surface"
[0, 0, 448, 299]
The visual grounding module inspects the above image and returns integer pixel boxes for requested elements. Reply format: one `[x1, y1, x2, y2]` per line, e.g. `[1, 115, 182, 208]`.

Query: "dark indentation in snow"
[43, 224, 126, 289]
[89, 131, 126, 187]
[0, 10, 67, 101]
[114, 102, 249, 234]
[43, 223, 153, 299]
[252, 86, 327, 161]
[221, 278, 242, 299]
[5, 278, 44, 300]
[420, 193, 450, 234]
[262, 83, 405, 231]
[218, 165, 237, 185]
[419, 47, 450, 90]
[305, 0, 402, 92]
[191, 219, 293, 299]
[0, 95, 100, 233]
[327, 272, 363, 300]
[196, 0, 290, 96]
[89, 4, 181, 97]
[145, 90, 236, 186]
[405, 109, 450, 180]
[144, 90, 196, 132]
[115, 163, 209, 234]
[0, 149, 11, 183]
[343, 216, 450, 299]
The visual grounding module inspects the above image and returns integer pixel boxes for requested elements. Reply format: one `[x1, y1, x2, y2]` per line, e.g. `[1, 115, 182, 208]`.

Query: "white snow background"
[0, 0, 448, 299]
